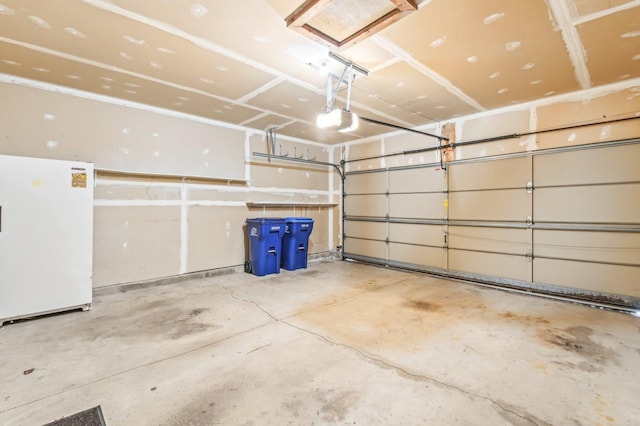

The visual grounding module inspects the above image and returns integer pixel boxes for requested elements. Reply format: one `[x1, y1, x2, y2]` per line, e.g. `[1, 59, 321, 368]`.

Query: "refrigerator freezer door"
[0, 155, 93, 324]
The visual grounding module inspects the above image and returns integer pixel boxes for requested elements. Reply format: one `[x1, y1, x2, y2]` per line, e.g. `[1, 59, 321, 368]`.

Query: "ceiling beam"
[572, 0, 640, 26]
[546, 0, 592, 90]
[285, 0, 333, 28]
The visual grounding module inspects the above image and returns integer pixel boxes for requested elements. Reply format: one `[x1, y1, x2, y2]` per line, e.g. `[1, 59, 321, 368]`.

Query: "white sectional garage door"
[343, 140, 640, 308]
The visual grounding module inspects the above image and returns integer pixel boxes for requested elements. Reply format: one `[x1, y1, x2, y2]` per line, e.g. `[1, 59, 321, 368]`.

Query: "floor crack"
[219, 285, 282, 323]
[220, 282, 545, 426]
[280, 318, 544, 426]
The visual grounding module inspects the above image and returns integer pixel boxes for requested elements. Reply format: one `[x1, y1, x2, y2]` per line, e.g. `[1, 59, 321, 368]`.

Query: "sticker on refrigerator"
[71, 167, 87, 188]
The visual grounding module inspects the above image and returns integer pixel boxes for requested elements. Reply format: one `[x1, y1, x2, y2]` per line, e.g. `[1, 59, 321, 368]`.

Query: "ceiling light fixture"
[316, 52, 368, 133]
[317, 108, 359, 133]
[313, 53, 449, 141]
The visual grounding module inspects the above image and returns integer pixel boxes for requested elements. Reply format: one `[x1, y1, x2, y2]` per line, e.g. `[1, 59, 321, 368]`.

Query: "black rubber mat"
[43, 405, 106, 426]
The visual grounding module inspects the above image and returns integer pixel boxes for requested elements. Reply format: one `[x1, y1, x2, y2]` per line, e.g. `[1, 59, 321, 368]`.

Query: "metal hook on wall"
[307, 148, 316, 161]
[267, 127, 277, 156]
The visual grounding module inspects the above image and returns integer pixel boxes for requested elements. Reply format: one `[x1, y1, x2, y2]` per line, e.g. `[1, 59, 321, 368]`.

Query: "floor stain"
[171, 308, 216, 339]
[316, 389, 358, 423]
[165, 397, 218, 426]
[406, 300, 441, 312]
[188, 308, 207, 317]
[76, 303, 218, 342]
[530, 360, 549, 373]
[281, 397, 303, 418]
[294, 277, 487, 350]
[138, 299, 173, 310]
[538, 326, 618, 371]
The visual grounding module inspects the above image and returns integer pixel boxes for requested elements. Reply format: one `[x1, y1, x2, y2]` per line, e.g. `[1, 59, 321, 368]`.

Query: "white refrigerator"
[0, 155, 94, 326]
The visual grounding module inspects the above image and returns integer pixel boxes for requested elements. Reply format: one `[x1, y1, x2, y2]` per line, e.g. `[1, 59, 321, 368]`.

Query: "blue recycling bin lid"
[246, 217, 286, 239]
[246, 217, 286, 223]
[283, 217, 313, 234]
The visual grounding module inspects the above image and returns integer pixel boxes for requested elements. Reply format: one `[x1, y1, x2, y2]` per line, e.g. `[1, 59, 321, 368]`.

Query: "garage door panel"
[389, 223, 444, 246]
[535, 184, 640, 223]
[534, 144, 640, 187]
[388, 167, 444, 193]
[343, 142, 640, 306]
[345, 172, 387, 194]
[389, 193, 444, 219]
[344, 238, 387, 259]
[449, 156, 531, 191]
[534, 230, 640, 265]
[344, 194, 387, 217]
[534, 258, 640, 298]
[344, 221, 387, 241]
[449, 250, 531, 281]
[389, 243, 446, 269]
[449, 190, 531, 222]
[449, 227, 531, 255]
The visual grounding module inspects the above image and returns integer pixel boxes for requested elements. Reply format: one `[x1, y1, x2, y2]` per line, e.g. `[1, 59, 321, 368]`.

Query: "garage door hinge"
[525, 249, 533, 262]
[444, 231, 448, 248]
[527, 182, 533, 193]
[385, 237, 389, 245]
[526, 216, 533, 227]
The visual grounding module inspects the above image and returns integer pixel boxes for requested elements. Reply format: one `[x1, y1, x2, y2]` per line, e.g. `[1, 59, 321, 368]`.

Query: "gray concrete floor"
[1, 260, 639, 425]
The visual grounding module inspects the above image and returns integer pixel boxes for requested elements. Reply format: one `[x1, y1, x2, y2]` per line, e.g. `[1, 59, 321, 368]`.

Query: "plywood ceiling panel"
[577, 10, 640, 85]
[104, 0, 330, 89]
[247, 80, 326, 120]
[341, 39, 397, 71]
[0, 41, 261, 125]
[181, 96, 262, 125]
[352, 61, 480, 124]
[0, 0, 276, 101]
[242, 114, 293, 132]
[267, 0, 309, 18]
[381, 0, 581, 108]
[0, 0, 637, 145]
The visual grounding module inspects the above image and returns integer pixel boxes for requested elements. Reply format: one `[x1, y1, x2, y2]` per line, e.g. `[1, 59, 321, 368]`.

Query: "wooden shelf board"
[246, 202, 338, 208]
[96, 168, 248, 184]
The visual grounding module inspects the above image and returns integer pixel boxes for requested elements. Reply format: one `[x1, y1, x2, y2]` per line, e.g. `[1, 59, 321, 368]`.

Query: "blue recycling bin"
[245, 218, 286, 276]
[281, 217, 314, 271]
